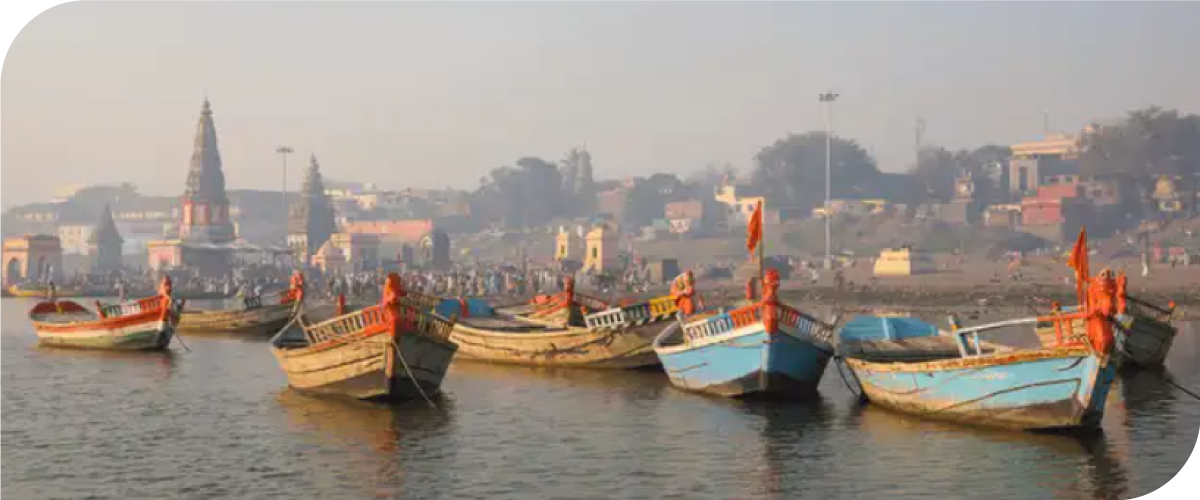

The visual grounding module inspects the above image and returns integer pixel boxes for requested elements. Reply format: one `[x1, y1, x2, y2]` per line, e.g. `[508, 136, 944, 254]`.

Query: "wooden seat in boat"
[457, 315, 559, 332]
[31, 311, 99, 323]
[841, 336, 1012, 363]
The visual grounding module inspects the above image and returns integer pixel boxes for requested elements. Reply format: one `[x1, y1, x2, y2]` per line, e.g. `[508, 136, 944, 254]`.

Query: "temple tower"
[179, 99, 235, 244]
[88, 204, 124, 272]
[288, 154, 338, 263]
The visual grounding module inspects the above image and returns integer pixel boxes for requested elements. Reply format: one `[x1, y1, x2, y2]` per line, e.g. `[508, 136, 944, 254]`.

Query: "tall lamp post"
[819, 91, 839, 269]
[275, 145, 293, 248]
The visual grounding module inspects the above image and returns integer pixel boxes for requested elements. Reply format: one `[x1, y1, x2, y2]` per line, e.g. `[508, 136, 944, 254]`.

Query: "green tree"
[472, 156, 564, 228]
[1081, 107, 1200, 215]
[623, 173, 687, 226]
[910, 145, 1010, 205]
[750, 132, 880, 210]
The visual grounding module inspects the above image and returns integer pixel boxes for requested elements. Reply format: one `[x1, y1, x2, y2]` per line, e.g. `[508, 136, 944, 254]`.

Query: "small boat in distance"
[28, 277, 183, 351]
[521, 283, 611, 326]
[177, 271, 305, 335]
[270, 274, 458, 401]
[653, 269, 837, 398]
[8, 282, 105, 298]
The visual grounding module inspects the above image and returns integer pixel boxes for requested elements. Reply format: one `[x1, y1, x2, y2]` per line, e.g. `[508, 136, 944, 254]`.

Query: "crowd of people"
[15, 257, 694, 306]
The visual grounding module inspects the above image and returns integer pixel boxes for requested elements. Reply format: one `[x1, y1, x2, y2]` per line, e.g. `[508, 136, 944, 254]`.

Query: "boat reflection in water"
[30, 342, 180, 379]
[446, 359, 671, 397]
[845, 402, 1130, 500]
[274, 389, 454, 498]
[736, 397, 838, 499]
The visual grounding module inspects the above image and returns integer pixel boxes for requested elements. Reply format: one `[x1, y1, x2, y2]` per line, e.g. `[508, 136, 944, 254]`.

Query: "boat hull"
[656, 323, 832, 398]
[1114, 313, 1176, 369]
[272, 331, 457, 401]
[178, 303, 294, 334]
[846, 348, 1117, 431]
[449, 321, 663, 369]
[34, 319, 175, 351]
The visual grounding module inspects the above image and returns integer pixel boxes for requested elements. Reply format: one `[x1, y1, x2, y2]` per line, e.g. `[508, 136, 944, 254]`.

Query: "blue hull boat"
[839, 315, 1117, 431]
[654, 302, 837, 398]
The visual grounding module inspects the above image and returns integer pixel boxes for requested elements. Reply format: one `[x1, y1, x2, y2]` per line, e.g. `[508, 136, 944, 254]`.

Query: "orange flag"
[746, 200, 764, 254]
[1067, 227, 1088, 305]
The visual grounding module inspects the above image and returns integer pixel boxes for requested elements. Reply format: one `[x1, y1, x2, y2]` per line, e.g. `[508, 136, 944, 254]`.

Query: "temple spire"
[88, 204, 124, 272]
[288, 154, 338, 260]
[179, 98, 234, 243]
[186, 98, 225, 198]
[89, 204, 123, 246]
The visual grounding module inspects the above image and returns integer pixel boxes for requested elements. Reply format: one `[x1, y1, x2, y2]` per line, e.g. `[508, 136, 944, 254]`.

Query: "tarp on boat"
[434, 298, 495, 319]
[839, 316, 939, 343]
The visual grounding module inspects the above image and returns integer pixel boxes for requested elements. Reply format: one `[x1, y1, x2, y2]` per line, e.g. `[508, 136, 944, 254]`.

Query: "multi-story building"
[1008, 133, 1082, 197]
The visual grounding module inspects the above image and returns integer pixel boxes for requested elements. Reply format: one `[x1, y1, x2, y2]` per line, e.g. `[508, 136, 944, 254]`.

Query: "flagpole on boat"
[747, 199, 765, 299]
[759, 202, 765, 289]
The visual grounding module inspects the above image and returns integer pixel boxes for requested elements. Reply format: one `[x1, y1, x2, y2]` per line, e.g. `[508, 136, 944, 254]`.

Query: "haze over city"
[3, 0, 1199, 207]
[6, 3, 1200, 499]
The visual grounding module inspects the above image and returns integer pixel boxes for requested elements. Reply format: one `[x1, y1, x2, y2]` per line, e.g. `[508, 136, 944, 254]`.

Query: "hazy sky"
[3, 1, 1199, 207]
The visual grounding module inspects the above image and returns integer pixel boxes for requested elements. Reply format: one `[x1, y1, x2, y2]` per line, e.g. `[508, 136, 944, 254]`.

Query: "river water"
[2, 298, 1198, 499]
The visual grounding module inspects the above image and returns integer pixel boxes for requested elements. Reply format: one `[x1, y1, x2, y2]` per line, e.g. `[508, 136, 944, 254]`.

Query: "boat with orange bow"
[28, 277, 183, 351]
[653, 269, 838, 398]
[438, 276, 679, 369]
[837, 232, 1120, 431]
[177, 271, 305, 335]
[269, 274, 458, 401]
[1034, 280, 1178, 370]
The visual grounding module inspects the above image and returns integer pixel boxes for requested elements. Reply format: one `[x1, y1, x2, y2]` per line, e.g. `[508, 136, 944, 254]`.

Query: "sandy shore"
[709, 255, 1200, 318]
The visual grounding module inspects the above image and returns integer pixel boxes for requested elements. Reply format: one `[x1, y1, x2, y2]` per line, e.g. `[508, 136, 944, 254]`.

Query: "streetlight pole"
[819, 91, 839, 270]
[275, 146, 293, 247]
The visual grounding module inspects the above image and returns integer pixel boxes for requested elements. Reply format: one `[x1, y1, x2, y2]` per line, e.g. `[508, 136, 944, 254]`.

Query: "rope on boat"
[823, 307, 863, 402]
[833, 356, 865, 403]
[1113, 348, 1200, 402]
[172, 330, 192, 352]
[267, 301, 306, 346]
[391, 341, 438, 410]
[1109, 321, 1200, 402]
[1156, 371, 1200, 402]
[168, 302, 192, 352]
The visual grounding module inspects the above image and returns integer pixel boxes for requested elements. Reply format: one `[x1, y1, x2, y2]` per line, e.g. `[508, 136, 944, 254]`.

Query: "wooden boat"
[270, 274, 458, 401]
[1113, 296, 1178, 368]
[839, 312, 1117, 431]
[8, 283, 101, 298]
[523, 284, 611, 326]
[28, 277, 183, 351]
[653, 269, 837, 398]
[839, 266, 1125, 432]
[177, 273, 305, 334]
[1034, 276, 1178, 370]
[442, 277, 677, 369]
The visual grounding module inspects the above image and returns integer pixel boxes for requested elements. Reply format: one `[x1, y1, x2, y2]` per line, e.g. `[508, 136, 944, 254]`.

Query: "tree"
[559, 147, 597, 216]
[910, 145, 1010, 205]
[911, 146, 962, 203]
[623, 173, 687, 226]
[1081, 107, 1200, 214]
[471, 156, 564, 228]
[750, 132, 880, 210]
